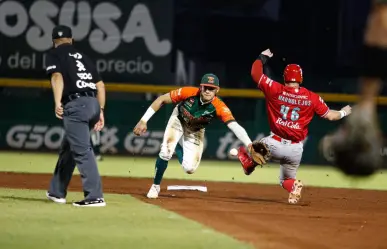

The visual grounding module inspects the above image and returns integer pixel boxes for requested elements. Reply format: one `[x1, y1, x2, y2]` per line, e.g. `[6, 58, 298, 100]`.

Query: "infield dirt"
[0, 172, 386, 249]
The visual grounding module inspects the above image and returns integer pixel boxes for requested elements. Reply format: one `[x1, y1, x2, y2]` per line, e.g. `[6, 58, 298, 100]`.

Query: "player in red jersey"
[237, 48, 352, 204]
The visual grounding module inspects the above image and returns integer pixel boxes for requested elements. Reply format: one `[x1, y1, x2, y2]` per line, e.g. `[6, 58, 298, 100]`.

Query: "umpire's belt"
[63, 91, 96, 104]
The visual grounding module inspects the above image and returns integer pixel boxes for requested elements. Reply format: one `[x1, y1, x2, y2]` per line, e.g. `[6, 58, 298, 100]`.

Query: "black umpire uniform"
[45, 25, 105, 207]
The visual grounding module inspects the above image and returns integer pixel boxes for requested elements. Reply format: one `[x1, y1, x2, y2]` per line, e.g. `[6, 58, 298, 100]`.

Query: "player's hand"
[55, 103, 63, 119]
[261, 48, 273, 58]
[341, 105, 352, 116]
[133, 120, 147, 136]
[94, 112, 105, 131]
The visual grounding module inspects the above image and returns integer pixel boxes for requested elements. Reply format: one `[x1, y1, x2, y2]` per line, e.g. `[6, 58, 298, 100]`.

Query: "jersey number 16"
[280, 105, 300, 121]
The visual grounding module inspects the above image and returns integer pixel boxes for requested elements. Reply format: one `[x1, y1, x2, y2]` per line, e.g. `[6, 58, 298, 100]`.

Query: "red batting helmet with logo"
[283, 64, 303, 84]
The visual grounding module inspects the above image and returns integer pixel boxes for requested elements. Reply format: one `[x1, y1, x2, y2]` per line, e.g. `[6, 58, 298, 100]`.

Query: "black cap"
[52, 25, 72, 40]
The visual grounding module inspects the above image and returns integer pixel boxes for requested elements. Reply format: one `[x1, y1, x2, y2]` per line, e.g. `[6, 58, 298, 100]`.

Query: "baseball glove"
[248, 141, 271, 165]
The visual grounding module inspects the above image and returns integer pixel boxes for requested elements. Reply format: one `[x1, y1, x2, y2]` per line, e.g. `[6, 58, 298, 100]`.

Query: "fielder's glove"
[248, 141, 271, 165]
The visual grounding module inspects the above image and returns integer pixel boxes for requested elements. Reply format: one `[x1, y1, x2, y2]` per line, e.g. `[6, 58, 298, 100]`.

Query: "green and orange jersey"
[169, 87, 235, 130]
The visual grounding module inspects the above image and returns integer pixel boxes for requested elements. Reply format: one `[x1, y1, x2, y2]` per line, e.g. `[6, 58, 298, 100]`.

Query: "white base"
[167, 185, 208, 192]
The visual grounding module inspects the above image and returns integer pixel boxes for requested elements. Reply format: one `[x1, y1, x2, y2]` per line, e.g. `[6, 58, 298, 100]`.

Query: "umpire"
[45, 25, 106, 207]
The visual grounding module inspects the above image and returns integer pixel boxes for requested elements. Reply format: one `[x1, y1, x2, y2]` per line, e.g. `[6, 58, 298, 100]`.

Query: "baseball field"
[0, 151, 386, 249]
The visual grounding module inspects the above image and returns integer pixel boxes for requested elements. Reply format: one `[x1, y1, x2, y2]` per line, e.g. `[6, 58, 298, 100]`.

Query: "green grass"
[0, 151, 386, 190]
[0, 151, 386, 249]
[0, 188, 253, 249]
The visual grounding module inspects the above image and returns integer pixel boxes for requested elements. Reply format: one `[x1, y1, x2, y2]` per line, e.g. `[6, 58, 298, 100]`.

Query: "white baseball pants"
[260, 133, 304, 185]
[159, 107, 205, 174]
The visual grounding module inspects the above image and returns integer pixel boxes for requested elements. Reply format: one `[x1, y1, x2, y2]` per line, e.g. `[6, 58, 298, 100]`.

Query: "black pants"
[48, 96, 103, 200]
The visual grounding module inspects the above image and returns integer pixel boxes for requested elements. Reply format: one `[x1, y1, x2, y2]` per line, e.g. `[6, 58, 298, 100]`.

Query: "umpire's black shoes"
[73, 198, 106, 207]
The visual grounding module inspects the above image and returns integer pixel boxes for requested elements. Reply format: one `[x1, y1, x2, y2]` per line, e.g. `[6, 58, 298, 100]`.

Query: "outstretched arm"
[133, 87, 200, 136]
[213, 98, 252, 147]
[313, 92, 352, 121]
[251, 49, 274, 86]
[227, 121, 252, 147]
[133, 93, 173, 136]
[149, 93, 173, 114]
[323, 105, 352, 121]
[228, 121, 270, 167]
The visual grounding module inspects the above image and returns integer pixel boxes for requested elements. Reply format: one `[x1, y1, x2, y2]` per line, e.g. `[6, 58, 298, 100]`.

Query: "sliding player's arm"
[312, 93, 352, 121]
[251, 49, 281, 97]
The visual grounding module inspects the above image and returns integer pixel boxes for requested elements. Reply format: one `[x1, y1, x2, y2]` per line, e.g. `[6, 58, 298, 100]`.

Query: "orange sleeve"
[213, 97, 235, 123]
[169, 87, 200, 103]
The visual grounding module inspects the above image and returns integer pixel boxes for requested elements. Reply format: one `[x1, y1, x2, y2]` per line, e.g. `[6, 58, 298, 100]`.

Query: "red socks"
[282, 179, 296, 193]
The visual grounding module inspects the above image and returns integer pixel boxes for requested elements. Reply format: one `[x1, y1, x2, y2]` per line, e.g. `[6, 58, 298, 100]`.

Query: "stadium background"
[1, 1, 387, 249]
[0, 0, 385, 166]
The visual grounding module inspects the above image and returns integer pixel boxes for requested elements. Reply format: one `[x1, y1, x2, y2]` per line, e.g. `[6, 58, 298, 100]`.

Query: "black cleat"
[72, 198, 106, 207]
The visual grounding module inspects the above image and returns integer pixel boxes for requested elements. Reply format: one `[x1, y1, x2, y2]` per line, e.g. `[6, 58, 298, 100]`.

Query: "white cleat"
[46, 192, 66, 204]
[147, 184, 160, 199]
[288, 180, 303, 204]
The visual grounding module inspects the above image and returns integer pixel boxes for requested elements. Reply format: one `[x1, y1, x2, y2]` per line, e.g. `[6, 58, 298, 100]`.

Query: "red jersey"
[251, 60, 329, 142]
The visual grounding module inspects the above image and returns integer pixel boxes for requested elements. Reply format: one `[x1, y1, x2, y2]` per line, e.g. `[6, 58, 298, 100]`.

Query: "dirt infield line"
[1, 172, 387, 249]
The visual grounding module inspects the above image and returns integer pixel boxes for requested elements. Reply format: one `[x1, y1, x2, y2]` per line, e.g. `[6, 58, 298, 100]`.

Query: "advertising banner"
[0, 122, 334, 166]
[0, 0, 174, 84]
[1, 96, 387, 168]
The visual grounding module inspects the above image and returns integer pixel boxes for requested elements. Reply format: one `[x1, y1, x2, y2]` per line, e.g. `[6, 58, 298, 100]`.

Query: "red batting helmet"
[283, 64, 303, 84]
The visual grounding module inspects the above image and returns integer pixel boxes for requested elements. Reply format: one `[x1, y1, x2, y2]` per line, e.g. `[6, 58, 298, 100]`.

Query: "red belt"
[271, 134, 298, 144]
